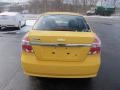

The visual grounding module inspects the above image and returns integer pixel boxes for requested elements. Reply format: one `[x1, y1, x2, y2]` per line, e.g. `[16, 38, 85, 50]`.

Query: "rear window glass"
[33, 15, 89, 32]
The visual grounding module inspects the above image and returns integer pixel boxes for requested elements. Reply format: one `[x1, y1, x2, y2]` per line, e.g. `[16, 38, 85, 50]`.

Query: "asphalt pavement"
[0, 17, 120, 90]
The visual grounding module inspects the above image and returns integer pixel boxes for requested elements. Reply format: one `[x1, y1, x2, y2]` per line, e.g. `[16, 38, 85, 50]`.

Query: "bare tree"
[28, 0, 98, 14]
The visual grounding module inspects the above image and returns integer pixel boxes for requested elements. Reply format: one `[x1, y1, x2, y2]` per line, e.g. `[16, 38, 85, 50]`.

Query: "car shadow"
[28, 77, 94, 90]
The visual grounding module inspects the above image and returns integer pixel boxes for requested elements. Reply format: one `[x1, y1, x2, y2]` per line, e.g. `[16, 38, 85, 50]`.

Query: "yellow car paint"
[21, 12, 101, 78]
[21, 51, 100, 78]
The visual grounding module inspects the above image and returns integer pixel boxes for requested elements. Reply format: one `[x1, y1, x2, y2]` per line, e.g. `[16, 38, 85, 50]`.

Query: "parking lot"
[0, 17, 120, 90]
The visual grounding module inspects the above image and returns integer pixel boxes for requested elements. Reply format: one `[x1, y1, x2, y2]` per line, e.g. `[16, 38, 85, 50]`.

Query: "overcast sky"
[0, 0, 29, 3]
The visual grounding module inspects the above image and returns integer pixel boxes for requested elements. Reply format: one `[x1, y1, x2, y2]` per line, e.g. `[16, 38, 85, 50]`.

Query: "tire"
[23, 21, 26, 27]
[16, 22, 21, 30]
[22, 23, 26, 27]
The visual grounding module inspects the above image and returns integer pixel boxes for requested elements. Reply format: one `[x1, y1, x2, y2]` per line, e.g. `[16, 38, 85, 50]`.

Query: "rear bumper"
[25, 72, 97, 78]
[21, 53, 101, 78]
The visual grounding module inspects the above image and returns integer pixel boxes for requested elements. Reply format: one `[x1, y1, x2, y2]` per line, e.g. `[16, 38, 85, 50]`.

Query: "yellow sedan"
[21, 12, 101, 78]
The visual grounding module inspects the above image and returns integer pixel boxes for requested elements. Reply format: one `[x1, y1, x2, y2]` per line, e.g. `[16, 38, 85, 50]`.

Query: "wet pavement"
[0, 18, 120, 90]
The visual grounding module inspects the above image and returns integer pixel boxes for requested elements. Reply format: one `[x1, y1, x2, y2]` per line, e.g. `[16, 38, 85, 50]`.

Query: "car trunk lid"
[28, 30, 95, 62]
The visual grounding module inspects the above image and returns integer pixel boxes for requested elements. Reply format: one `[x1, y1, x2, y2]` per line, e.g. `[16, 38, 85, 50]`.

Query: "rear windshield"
[33, 15, 89, 32]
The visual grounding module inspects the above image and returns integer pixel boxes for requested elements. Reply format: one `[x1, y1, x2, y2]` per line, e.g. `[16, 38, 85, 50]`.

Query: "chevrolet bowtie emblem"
[57, 38, 66, 42]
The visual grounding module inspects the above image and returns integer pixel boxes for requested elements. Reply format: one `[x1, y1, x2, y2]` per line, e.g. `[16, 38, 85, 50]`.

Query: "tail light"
[89, 36, 101, 55]
[22, 35, 33, 53]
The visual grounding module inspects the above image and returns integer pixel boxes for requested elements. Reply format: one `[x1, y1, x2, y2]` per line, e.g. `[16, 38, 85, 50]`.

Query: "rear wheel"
[23, 21, 26, 27]
[16, 22, 21, 30]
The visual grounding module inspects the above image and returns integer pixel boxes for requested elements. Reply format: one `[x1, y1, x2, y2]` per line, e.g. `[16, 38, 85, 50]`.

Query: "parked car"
[21, 12, 101, 78]
[0, 12, 26, 30]
[86, 8, 96, 15]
